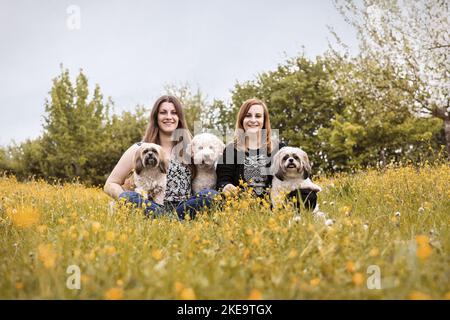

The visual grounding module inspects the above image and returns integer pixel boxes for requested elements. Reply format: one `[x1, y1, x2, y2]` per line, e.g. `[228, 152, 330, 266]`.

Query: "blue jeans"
[118, 191, 165, 217]
[118, 189, 218, 220]
[176, 189, 219, 221]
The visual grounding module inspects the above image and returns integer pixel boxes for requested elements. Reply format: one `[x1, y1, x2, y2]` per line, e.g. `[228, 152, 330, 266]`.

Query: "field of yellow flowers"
[1, 164, 449, 299]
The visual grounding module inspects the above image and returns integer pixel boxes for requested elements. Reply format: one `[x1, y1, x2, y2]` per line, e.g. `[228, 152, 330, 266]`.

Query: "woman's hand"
[222, 183, 238, 195]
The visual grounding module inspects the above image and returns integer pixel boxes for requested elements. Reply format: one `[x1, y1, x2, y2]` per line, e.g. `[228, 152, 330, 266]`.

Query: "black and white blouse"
[164, 159, 192, 203]
[243, 149, 271, 196]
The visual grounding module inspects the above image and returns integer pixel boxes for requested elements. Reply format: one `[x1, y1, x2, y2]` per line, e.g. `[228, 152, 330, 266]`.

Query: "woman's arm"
[104, 144, 139, 199]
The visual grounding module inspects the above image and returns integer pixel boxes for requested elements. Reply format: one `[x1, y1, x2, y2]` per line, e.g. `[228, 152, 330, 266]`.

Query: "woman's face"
[157, 102, 179, 134]
[243, 104, 264, 134]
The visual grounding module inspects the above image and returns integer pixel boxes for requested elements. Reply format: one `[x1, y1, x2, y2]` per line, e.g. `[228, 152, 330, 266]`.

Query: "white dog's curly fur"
[122, 143, 168, 205]
[191, 133, 224, 193]
[270, 146, 322, 207]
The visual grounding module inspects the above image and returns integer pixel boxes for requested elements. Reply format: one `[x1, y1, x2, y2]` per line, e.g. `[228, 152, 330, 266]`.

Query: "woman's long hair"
[234, 98, 273, 153]
[143, 95, 194, 170]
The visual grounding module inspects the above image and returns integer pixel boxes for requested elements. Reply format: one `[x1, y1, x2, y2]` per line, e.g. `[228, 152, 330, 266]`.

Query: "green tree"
[232, 55, 345, 171]
[231, 54, 444, 172]
[320, 55, 445, 170]
[207, 99, 235, 138]
[0, 147, 9, 174]
[6, 139, 45, 180]
[333, 0, 450, 160]
[40, 66, 112, 184]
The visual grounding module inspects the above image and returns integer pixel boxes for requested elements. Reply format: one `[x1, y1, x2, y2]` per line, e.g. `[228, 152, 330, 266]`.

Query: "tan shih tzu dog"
[270, 146, 322, 207]
[190, 133, 224, 193]
[122, 143, 168, 205]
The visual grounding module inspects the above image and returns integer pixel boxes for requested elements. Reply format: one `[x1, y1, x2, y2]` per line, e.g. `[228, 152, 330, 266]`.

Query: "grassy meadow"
[0, 164, 449, 299]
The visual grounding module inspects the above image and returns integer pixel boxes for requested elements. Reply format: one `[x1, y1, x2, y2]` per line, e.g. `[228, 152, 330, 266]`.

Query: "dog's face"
[271, 147, 311, 181]
[134, 143, 167, 175]
[191, 133, 225, 167]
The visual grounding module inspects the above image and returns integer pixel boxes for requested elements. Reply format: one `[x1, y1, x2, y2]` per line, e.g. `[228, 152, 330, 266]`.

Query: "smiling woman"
[216, 98, 318, 210]
[104, 95, 218, 219]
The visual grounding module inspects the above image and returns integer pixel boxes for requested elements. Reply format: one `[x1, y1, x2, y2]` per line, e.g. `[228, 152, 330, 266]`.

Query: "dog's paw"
[300, 179, 322, 192]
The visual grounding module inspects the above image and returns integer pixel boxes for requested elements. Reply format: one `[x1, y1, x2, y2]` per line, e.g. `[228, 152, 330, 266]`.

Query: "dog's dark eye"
[282, 155, 289, 161]
[293, 155, 299, 160]
[143, 149, 149, 154]
[198, 146, 203, 150]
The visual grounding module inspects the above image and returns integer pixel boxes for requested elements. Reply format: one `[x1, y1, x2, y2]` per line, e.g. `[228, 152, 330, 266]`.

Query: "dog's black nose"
[288, 158, 294, 163]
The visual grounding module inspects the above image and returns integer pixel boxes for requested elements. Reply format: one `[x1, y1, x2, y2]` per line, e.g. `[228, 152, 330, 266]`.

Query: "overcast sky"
[0, 0, 358, 146]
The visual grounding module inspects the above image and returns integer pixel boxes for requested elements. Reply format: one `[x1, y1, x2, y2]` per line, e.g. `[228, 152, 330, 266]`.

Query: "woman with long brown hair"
[104, 95, 217, 219]
[216, 98, 317, 209]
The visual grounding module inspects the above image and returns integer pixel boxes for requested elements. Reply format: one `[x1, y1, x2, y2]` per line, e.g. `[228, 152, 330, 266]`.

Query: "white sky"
[0, 0, 358, 146]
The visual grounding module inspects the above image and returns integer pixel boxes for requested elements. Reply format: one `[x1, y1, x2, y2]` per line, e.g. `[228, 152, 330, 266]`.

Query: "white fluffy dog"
[191, 133, 224, 193]
[270, 146, 322, 207]
[123, 143, 168, 205]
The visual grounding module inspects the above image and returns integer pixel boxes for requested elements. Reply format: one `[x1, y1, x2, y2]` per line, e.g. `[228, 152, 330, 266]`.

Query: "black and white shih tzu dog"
[122, 142, 168, 206]
[270, 146, 322, 208]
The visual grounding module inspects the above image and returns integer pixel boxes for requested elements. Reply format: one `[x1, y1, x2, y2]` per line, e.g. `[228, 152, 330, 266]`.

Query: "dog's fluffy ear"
[271, 150, 285, 181]
[134, 151, 144, 175]
[299, 150, 312, 179]
[186, 141, 193, 157]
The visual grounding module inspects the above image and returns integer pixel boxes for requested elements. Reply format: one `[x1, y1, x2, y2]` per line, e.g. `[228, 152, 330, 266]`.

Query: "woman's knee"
[195, 189, 219, 198]
[118, 191, 143, 205]
[118, 191, 163, 216]
[176, 189, 219, 220]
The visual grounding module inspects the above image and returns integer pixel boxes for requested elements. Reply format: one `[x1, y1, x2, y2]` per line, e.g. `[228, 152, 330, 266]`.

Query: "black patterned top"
[243, 149, 271, 196]
[164, 159, 192, 202]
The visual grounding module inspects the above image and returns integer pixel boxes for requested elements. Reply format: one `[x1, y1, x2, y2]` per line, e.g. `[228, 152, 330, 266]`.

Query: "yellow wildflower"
[81, 275, 90, 284]
[242, 248, 250, 260]
[369, 248, 380, 257]
[408, 291, 431, 300]
[104, 245, 116, 256]
[310, 278, 321, 287]
[346, 261, 356, 273]
[151, 249, 163, 261]
[91, 221, 101, 233]
[37, 244, 57, 269]
[352, 273, 364, 286]
[104, 287, 123, 300]
[248, 289, 262, 300]
[174, 281, 184, 294]
[179, 287, 196, 300]
[8, 207, 40, 228]
[415, 235, 429, 246]
[15, 282, 24, 290]
[416, 244, 432, 260]
[288, 249, 298, 259]
[106, 231, 115, 241]
[251, 234, 261, 246]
